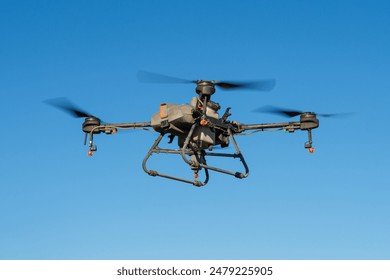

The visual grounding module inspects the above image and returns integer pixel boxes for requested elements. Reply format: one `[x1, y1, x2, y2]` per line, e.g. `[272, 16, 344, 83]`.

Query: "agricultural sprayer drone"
[46, 71, 337, 187]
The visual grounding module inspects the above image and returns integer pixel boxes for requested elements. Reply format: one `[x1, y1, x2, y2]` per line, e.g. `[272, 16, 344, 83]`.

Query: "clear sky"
[1, 0, 390, 259]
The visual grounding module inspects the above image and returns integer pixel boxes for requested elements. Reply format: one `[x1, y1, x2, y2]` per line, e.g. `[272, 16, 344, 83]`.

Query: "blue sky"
[1, 0, 390, 259]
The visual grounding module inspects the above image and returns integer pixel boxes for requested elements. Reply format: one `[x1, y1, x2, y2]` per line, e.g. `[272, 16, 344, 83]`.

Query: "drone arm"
[238, 120, 318, 152]
[84, 121, 152, 156]
[239, 121, 301, 132]
[92, 121, 152, 133]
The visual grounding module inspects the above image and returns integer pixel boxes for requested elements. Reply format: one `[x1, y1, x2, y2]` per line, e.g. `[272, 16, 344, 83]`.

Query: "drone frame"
[142, 122, 249, 187]
[47, 71, 325, 187]
[81, 111, 318, 187]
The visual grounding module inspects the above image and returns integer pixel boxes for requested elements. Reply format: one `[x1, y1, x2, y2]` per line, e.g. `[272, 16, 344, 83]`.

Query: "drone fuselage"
[150, 97, 227, 149]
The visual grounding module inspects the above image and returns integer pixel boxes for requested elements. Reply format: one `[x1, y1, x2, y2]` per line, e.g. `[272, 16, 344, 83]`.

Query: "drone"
[46, 71, 338, 187]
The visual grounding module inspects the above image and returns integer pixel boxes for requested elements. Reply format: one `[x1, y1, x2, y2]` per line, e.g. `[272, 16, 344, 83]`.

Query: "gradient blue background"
[1, 0, 389, 259]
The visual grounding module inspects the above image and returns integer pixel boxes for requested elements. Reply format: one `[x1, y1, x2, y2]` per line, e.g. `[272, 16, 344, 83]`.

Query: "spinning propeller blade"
[137, 70, 195, 84]
[44, 98, 100, 120]
[137, 70, 275, 92]
[214, 79, 275, 92]
[254, 105, 343, 118]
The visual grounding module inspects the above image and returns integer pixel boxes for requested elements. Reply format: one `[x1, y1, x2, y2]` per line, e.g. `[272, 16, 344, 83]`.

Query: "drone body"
[151, 97, 225, 149]
[47, 72, 327, 187]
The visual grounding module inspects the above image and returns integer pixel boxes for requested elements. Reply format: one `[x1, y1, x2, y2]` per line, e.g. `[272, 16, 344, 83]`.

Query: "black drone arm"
[236, 115, 319, 152]
[83, 121, 152, 156]
[88, 121, 152, 134]
[239, 121, 301, 132]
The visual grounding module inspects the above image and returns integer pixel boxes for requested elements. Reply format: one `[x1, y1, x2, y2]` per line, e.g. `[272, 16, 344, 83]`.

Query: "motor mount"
[300, 113, 319, 130]
[82, 117, 101, 133]
[196, 81, 216, 96]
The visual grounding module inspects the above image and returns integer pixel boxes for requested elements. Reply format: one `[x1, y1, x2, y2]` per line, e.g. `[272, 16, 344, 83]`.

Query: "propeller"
[45, 97, 106, 139]
[137, 70, 275, 92]
[254, 105, 343, 118]
[44, 98, 100, 120]
[137, 70, 195, 85]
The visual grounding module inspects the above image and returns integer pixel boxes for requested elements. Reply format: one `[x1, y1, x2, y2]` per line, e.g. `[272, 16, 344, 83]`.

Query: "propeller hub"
[301, 112, 316, 116]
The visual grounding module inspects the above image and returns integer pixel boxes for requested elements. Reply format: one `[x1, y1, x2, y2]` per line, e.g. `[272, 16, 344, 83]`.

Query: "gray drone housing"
[151, 97, 220, 148]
